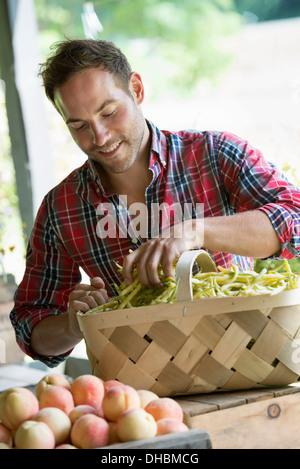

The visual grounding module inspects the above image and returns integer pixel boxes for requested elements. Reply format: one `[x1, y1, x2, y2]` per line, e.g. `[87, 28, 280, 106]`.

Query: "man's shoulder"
[161, 128, 226, 147]
[42, 161, 89, 204]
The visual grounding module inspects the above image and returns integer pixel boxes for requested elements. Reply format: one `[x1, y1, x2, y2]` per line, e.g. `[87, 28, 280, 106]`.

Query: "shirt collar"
[147, 120, 167, 169]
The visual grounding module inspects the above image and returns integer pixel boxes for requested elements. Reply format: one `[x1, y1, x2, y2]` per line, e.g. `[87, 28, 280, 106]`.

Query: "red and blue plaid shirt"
[10, 121, 300, 367]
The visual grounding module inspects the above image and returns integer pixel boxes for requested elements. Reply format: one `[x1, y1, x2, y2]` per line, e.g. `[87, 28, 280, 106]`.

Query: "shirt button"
[131, 237, 138, 244]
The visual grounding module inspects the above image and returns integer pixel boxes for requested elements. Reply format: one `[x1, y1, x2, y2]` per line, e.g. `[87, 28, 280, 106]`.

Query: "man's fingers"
[122, 250, 139, 285]
[68, 277, 109, 313]
[90, 277, 106, 289]
[71, 299, 93, 313]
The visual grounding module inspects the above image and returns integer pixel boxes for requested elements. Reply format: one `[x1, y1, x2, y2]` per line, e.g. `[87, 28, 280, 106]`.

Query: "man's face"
[54, 68, 147, 174]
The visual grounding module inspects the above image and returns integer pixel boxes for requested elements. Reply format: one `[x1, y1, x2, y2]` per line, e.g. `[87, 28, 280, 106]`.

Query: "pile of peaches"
[0, 373, 188, 449]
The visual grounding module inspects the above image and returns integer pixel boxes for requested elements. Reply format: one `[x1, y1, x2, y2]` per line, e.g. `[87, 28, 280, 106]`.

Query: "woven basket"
[77, 250, 300, 397]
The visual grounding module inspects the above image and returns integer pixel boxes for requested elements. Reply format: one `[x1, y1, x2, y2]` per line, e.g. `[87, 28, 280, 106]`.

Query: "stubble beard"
[90, 109, 146, 175]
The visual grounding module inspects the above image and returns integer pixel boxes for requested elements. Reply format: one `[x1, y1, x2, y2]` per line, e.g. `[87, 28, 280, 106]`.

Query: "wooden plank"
[101, 429, 212, 449]
[211, 321, 251, 369]
[185, 392, 300, 449]
[172, 335, 208, 372]
[135, 341, 172, 378]
[233, 348, 274, 382]
[109, 326, 149, 362]
[174, 397, 219, 416]
[147, 321, 188, 356]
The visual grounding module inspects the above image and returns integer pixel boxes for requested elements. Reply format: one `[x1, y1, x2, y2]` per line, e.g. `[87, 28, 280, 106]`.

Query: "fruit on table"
[156, 418, 189, 436]
[0, 387, 39, 430]
[102, 384, 141, 422]
[68, 404, 99, 424]
[55, 443, 77, 449]
[14, 420, 56, 449]
[0, 442, 12, 449]
[35, 372, 71, 399]
[0, 422, 13, 446]
[70, 374, 104, 412]
[144, 397, 184, 422]
[0, 372, 188, 449]
[117, 407, 157, 442]
[33, 407, 72, 446]
[38, 384, 75, 415]
[137, 389, 159, 409]
[70, 413, 110, 449]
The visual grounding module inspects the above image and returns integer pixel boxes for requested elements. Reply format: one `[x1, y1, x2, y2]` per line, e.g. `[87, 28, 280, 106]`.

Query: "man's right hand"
[67, 276, 109, 338]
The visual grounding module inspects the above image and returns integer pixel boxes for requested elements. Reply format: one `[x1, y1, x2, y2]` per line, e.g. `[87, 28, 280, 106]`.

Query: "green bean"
[86, 259, 299, 314]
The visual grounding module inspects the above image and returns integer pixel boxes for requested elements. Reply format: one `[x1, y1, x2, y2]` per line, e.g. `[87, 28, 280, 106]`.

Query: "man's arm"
[122, 210, 281, 287]
[30, 277, 108, 357]
[203, 210, 280, 259]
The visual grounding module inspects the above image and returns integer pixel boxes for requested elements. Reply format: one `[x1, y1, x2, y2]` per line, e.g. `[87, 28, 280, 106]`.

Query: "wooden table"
[174, 385, 300, 449]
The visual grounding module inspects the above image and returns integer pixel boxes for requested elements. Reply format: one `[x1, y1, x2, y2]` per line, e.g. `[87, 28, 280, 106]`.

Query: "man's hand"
[67, 277, 109, 338]
[122, 219, 204, 286]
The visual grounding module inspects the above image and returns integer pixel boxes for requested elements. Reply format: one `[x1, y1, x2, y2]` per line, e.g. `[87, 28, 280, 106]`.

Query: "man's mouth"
[99, 141, 122, 154]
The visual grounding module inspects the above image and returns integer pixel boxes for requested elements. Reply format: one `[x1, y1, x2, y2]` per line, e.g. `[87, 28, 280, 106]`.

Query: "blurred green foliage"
[233, 0, 300, 22]
[34, 0, 242, 97]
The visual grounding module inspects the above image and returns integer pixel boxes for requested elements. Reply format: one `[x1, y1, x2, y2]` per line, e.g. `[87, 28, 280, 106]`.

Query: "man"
[10, 39, 300, 368]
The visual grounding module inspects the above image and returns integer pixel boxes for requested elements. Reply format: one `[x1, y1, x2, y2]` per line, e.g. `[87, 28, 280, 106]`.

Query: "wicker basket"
[77, 250, 300, 397]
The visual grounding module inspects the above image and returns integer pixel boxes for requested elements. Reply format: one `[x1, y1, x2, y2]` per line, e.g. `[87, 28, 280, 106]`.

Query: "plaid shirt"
[10, 121, 300, 367]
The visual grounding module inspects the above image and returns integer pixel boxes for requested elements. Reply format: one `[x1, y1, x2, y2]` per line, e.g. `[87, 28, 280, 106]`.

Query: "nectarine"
[0, 387, 39, 430]
[39, 385, 74, 415]
[145, 398, 183, 422]
[14, 420, 56, 449]
[70, 414, 110, 449]
[70, 374, 104, 412]
[33, 407, 72, 446]
[156, 418, 189, 435]
[117, 408, 157, 442]
[35, 373, 71, 400]
[102, 384, 140, 422]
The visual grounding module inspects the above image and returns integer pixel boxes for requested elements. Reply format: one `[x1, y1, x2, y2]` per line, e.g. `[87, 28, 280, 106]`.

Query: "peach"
[0, 443, 12, 449]
[145, 398, 183, 422]
[137, 389, 159, 409]
[0, 387, 39, 430]
[69, 404, 99, 424]
[156, 418, 189, 436]
[102, 384, 140, 422]
[70, 374, 104, 412]
[103, 380, 123, 393]
[55, 443, 77, 449]
[33, 407, 72, 446]
[39, 385, 74, 415]
[70, 414, 110, 449]
[14, 420, 55, 449]
[0, 423, 13, 446]
[117, 408, 157, 442]
[35, 373, 71, 400]
[108, 421, 121, 445]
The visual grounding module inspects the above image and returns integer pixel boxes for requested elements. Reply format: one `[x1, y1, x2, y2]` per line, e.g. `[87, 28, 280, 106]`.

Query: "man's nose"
[90, 121, 111, 146]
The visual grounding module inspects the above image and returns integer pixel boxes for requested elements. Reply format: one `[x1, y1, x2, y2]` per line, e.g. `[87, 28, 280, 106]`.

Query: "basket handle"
[175, 249, 217, 302]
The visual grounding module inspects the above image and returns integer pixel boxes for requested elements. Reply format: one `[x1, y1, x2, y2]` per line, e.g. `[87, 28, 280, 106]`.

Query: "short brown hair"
[39, 39, 133, 105]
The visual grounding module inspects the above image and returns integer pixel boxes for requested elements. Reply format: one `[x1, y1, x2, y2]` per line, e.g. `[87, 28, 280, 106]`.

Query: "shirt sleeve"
[216, 132, 300, 259]
[9, 195, 82, 368]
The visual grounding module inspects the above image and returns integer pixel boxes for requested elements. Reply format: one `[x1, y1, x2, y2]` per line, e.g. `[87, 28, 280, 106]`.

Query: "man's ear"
[129, 72, 144, 104]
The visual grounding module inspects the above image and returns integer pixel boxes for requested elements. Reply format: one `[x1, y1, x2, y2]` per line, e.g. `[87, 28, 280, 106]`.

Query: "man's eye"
[102, 108, 117, 118]
[70, 123, 87, 131]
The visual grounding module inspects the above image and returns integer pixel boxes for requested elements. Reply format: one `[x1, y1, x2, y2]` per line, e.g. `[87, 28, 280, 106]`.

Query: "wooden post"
[0, 0, 55, 243]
